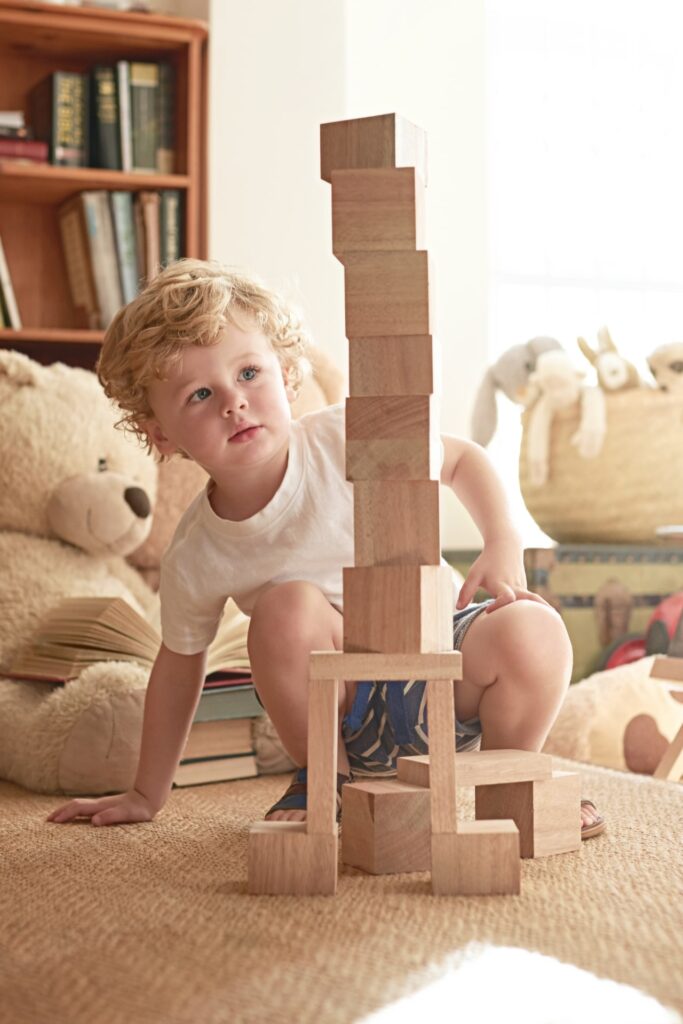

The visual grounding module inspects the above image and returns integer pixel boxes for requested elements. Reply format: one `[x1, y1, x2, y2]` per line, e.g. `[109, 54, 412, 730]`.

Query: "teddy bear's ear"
[0, 350, 44, 387]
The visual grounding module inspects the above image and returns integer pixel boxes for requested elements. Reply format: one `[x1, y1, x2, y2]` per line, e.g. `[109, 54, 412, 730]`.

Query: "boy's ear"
[142, 418, 177, 456]
[282, 367, 296, 403]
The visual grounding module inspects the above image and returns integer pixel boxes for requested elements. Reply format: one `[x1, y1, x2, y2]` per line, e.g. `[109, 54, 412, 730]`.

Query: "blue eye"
[189, 387, 212, 403]
[240, 366, 259, 382]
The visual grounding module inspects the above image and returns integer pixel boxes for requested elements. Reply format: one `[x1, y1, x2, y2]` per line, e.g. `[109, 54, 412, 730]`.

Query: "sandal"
[581, 799, 606, 840]
[265, 767, 350, 822]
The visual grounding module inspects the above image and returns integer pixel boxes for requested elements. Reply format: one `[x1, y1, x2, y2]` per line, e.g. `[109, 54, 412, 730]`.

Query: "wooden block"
[397, 749, 554, 789]
[330, 167, 426, 254]
[653, 723, 683, 780]
[426, 678, 458, 833]
[650, 656, 683, 682]
[342, 251, 433, 337]
[309, 650, 462, 681]
[354, 480, 440, 566]
[346, 395, 440, 481]
[248, 822, 338, 895]
[343, 565, 454, 653]
[475, 770, 581, 858]
[348, 335, 436, 396]
[341, 778, 431, 874]
[320, 113, 427, 185]
[431, 822, 520, 896]
[307, 676, 339, 835]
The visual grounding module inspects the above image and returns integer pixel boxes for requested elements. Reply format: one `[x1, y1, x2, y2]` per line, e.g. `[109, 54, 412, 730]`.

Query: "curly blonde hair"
[97, 259, 312, 450]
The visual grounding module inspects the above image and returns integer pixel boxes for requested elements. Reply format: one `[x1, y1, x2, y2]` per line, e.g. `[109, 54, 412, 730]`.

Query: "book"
[9, 595, 251, 683]
[0, 138, 48, 162]
[29, 71, 88, 167]
[156, 61, 175, 173]
[90, 65, 121, 170]
[135, 190, 161, 284]
[116, 61, 132, 173]
[109, 191, 139, 304]
[173, 753, 258, 788]
[80, 190, 124, 328]
[193, 684, 263, 723]
[0, 232, 22, 329]
[159, 189, 183, 268]
[130, 62, 159, 173]
[182, 717, 254, 761]
[58, 194, 101, 329]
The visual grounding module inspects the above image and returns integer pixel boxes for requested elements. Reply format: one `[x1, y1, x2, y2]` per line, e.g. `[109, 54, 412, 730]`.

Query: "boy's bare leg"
[455, 600, 601, 830]
[247, 581, 351, 823]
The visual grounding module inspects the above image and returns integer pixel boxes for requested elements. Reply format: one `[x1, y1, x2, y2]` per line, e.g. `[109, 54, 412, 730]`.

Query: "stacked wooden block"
[247, 114, 581, 897]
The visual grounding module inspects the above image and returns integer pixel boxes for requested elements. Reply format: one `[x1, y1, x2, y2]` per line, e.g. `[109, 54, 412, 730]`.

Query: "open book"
[8, 596, 250, 683]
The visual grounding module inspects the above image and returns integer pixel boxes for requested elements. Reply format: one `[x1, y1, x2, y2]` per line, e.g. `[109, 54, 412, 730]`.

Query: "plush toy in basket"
[0, 347, 341, 795]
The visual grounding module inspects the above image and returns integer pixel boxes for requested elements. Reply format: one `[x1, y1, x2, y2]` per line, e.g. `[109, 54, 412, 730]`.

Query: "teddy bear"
[0, 345, 343, 795]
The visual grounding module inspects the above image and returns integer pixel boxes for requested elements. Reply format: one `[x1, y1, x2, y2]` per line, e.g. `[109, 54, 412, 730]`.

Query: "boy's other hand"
[46, 788, 158, 827]
[456, 536, 549, 614]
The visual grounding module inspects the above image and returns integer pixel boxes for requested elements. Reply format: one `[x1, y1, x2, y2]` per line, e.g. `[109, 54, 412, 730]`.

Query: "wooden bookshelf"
[0, 0, 208, 367]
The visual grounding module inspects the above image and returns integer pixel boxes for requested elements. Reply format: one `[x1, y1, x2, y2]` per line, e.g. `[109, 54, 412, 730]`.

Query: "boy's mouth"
[229, 424, 261, 443]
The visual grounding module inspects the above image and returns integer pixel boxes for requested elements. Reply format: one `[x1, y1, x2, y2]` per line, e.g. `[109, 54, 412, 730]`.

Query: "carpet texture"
[0, 757, 681, 1024]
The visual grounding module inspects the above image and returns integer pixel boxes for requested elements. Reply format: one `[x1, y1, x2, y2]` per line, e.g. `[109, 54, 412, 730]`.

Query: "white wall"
[208, 0, 488, 548]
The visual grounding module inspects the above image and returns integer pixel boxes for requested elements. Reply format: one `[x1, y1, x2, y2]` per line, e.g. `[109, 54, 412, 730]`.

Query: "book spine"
[31, 72, 89, 167]
[156, 61, 175, 173]
[58, 197, 100, 327]
[137, 190, 160, 283]
[159, 189, 183, 268]
[116, 61, 132, 173]
[109, 191, 139, 304]
[0, 138, 48, 161]
[81, 191, 123, 329]
[0, 233, 22, 328]
[90, 66, 121, 170]
[130, 62, 159, 173]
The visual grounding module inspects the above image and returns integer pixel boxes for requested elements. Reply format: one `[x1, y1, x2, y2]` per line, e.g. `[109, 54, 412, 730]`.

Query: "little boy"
[47, 259, 604, 838]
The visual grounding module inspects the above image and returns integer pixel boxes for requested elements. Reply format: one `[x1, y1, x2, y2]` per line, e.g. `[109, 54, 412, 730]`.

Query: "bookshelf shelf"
[0, 161, 192, 205]
[0, 0, 208, 364]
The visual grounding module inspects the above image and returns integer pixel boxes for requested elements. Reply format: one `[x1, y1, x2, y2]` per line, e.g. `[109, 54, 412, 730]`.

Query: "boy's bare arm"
[47, 643, 207, 826]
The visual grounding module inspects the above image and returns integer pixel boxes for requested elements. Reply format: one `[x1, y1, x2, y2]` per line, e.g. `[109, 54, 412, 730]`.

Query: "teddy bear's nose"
[124, 487, 151, 519]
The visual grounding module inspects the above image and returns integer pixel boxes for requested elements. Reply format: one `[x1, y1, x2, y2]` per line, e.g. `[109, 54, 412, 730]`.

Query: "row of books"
[0, 232, 21, 329]
[9, 596, 261, 788]
[0, 63, 175, 172]
[59, 188, 184, 329]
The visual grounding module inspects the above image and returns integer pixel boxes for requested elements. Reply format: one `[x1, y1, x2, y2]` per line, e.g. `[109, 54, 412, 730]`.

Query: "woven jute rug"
[0, 757, 681, 1024]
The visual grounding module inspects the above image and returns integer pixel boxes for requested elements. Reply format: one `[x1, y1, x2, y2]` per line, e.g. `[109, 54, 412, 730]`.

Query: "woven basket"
[519, 387, 683, 544]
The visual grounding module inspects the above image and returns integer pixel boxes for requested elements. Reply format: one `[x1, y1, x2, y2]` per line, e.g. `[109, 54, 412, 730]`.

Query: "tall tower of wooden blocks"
[247, 114, 580, 896]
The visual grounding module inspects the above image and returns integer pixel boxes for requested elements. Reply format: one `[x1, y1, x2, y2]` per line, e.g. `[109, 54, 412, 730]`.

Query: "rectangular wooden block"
[342, 251, 433, 337]
[341, 778, 431, 875]
[346, 395, 441, 481]
[348, 335, 436, 396]
[343, 564, 454, 653]
[431, 822, 520, 896]
[330, 167, 426, 254]
[651, 656, 683, 683]
[426, 678, 458, 833]
[307, 676, 339, 835]
[248, 822, 338, 895]
[475, 770, 581, 858]
[354, 480, 440, 566]
[397, 749, 554, 789]
[320, 113, 427, 185]
[309, 650, 462, 681]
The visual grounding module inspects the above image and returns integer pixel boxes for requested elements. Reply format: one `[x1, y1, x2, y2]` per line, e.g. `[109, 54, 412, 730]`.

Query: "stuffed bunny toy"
[577, 327, 641, 391]
[470, 336, 562, 447]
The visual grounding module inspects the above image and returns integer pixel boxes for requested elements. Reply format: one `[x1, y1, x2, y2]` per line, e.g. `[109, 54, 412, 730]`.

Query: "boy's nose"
[221, 391, 247, 416]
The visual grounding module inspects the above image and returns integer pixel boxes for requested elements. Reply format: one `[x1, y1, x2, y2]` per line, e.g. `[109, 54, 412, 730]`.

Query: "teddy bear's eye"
[98, 458, 108, 472]
[670, 361, 683, 373]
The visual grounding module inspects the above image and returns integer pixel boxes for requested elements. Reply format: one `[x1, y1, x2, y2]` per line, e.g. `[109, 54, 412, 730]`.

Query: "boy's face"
[144, 322, 294, 477]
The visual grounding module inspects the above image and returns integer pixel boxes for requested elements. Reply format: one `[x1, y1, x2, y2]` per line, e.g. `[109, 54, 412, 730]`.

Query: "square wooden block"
[348, 335, 436, 396]
[343, 564, 454, 653]
[248, 822, 338, 895]
[342, 251, 433, 337]
[346, 395, 441, 481]
[330, 167, 426, 254]
[474, 770, 581, 858]
[354, 480, 441, 566]
[431, 822, 520, 896]
[341, 778, 431, 875]
[320, 113, 427, 185]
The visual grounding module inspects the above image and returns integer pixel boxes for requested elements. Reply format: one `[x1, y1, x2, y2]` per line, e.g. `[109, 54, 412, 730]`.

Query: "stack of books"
[9, 596, 261, 788]
[58, 188, 183, 328]
[0, 109, 48, 164]
[26, 62, 174, 172]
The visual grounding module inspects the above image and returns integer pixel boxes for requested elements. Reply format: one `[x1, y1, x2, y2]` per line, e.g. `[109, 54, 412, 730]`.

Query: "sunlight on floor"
[358, 943, 680, 1024]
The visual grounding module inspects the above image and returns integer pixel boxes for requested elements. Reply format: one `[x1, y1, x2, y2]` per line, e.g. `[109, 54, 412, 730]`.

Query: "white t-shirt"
[159, 403, 354, 655]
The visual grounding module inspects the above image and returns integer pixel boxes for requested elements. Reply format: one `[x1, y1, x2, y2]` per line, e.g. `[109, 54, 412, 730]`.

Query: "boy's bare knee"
[248, 581, 336, 655]
[474, 601, 572, 692]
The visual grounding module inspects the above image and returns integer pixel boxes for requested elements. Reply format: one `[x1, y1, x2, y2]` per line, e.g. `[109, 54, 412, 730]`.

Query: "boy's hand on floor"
[46, 788, 158, 827]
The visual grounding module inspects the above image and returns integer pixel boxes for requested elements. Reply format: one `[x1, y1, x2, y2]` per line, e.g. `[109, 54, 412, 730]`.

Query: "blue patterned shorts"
[341, 601, 490, 777]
